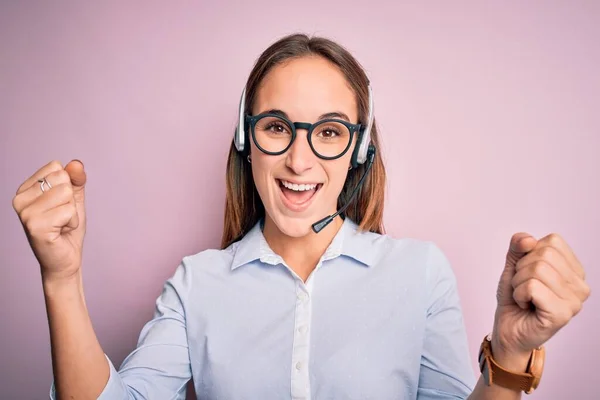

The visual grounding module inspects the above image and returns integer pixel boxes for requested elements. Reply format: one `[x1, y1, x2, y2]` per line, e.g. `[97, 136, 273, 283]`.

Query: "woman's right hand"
[12, 160, 88, 284]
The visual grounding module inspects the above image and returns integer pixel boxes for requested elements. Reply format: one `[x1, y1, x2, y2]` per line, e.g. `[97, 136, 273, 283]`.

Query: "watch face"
[530, 347, 545, 383]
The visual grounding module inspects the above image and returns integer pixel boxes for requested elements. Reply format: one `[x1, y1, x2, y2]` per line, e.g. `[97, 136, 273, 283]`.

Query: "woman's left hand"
[491, 232, 591, 368]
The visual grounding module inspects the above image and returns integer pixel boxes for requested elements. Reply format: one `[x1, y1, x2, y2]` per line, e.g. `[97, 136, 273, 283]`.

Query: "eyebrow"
[261, 109, 352, 122]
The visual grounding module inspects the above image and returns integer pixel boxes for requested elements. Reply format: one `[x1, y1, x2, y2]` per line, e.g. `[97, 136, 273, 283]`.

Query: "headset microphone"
[311, 144, 376, 234]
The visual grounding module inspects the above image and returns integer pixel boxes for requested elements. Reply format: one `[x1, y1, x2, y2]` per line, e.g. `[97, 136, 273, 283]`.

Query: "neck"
[262, 215, 344, 282]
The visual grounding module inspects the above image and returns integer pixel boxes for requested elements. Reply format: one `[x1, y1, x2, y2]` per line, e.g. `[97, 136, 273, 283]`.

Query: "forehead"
[253, 56, 358, 122]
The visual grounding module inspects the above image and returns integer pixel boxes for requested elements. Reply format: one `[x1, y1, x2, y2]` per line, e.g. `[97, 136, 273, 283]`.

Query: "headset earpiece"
[234, 87, 247, 153]
[351, 85, 374, 168]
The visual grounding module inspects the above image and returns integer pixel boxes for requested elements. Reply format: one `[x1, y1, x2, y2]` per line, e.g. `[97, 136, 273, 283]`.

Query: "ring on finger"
[37, 177, 52, 193]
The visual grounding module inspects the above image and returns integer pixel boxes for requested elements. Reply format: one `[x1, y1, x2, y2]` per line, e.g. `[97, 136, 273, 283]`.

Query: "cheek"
[250, 154, 278, 197]
[325, 162, 350, 193]
[251, 158, 268, 188]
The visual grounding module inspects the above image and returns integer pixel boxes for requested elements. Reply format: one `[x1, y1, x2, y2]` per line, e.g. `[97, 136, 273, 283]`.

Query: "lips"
[276, 179, 322, 212]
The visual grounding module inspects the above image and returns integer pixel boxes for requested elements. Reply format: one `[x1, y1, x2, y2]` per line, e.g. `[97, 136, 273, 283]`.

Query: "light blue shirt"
[51, 217, 476, 399]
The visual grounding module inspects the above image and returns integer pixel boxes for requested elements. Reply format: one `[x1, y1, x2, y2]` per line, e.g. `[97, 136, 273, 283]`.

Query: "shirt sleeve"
[49, 261, 193, 400]
[417, 243, 477, 400]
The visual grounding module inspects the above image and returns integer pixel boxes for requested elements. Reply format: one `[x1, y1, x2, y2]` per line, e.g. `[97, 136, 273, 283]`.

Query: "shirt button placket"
[291, 284, 311, 400]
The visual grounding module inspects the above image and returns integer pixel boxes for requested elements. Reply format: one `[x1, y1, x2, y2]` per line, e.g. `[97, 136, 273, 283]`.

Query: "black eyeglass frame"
[245, 113, 365, 160]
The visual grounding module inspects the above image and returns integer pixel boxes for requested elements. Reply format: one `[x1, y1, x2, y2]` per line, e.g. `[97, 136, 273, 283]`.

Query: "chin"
[268, 212, 316, 238]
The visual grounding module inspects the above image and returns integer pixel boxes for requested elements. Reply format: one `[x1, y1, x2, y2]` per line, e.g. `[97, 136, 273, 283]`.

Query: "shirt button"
[295, 361, 303, 370]
[298, 325, 307, 334]
[297, 292, 308, 302]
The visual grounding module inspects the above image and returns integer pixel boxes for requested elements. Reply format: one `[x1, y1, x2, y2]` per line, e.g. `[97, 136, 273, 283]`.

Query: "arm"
[469, 231, 590, 399]
[45, 272, 111, 399]
[11, 160, 192, 399]
[416, 243, 475, 400]
[467, 347, 530, 400]
[48, 261, 193, 400]
[417, 243, 539, 400]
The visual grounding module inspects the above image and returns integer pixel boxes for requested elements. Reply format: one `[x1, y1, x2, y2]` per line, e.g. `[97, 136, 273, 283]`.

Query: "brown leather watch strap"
[479, 335, 542, 393]
[487, 351, 534, 392]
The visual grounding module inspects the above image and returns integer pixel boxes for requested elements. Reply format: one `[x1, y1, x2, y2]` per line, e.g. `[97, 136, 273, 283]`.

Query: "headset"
[233, 83, 377, 233]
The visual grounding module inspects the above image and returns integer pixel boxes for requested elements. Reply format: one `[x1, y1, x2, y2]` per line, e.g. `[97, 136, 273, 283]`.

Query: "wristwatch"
[478, 333, 545, 394]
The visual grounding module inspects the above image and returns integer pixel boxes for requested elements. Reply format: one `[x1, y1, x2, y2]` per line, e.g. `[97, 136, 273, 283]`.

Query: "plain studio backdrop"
[1, 1, 598, 399]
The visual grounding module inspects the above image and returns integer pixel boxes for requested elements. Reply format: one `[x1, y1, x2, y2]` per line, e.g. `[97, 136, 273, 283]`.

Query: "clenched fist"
[12, 160, 87, 283]
[491, 232, 591, 369]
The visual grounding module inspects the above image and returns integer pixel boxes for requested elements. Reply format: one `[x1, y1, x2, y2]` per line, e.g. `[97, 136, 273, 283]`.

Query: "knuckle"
[58, 183, 74, 198]
[513, 287, 528, 304]
[583, 284, 592, 300]
[525, 279, 539, 295]
[16, 179, 32, 195]
[547, 232, 562, 246]
[49, 160, 64, 171]
[54, 169, 70, 183]
[538, 246, 554, 259]
[20, 207, 32, 223]
[532, 261, 550, 277]
[25, 216, 42, 237]
[65, 202, 76, 217]
[11, 195, 20, 212]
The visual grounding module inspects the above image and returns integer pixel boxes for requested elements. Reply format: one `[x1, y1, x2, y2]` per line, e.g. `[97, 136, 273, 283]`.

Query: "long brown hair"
[221, 33, 386, 249]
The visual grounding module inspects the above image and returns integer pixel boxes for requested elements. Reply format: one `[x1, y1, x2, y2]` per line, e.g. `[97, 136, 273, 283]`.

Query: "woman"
[13, 33, 590, 400]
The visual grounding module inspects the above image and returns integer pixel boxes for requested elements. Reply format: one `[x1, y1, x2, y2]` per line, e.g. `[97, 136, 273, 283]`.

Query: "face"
[250, 56, 359, 238]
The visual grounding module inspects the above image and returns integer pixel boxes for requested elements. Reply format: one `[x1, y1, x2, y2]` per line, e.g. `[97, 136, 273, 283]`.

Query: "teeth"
[281, 180, 318, 191]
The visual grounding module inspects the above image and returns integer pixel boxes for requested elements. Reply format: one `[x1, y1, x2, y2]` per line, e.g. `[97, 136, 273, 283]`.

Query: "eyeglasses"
[246, 113, 364, 160]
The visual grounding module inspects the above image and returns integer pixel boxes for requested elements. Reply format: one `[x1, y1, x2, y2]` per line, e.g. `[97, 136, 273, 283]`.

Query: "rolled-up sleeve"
[417, 243, 476, 400]
[49, 260, 193, 400]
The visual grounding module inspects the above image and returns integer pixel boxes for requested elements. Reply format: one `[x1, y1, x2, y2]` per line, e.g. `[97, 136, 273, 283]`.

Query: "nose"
[285, 129, 316, 175]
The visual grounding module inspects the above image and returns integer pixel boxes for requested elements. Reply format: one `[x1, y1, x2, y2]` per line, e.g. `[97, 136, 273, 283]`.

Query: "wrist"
[479, 333, 546, 394]
[42, 270, 83, 298]
[490, 336, 532, 373]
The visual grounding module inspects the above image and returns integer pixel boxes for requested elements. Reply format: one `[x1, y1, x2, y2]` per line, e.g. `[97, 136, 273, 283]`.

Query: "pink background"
[1, 1, 598, 399]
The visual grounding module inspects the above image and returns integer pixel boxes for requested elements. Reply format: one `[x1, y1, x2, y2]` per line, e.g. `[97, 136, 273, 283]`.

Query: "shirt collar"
[230, 217, 376, 270]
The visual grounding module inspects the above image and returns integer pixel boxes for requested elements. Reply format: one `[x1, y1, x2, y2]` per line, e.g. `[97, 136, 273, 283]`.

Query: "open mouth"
[277, 179, 323, 210]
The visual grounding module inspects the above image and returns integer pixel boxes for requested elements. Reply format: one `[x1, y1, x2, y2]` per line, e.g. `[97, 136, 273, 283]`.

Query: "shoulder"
[156, 242, 244, 304]
[354, 228, 457, 286]
[184, 245, 235, 265]
[180, 241, 240, 274]
[375, 235, 462, 312]
[161, 241, 238, 282]
[353, 227, 445, 268]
